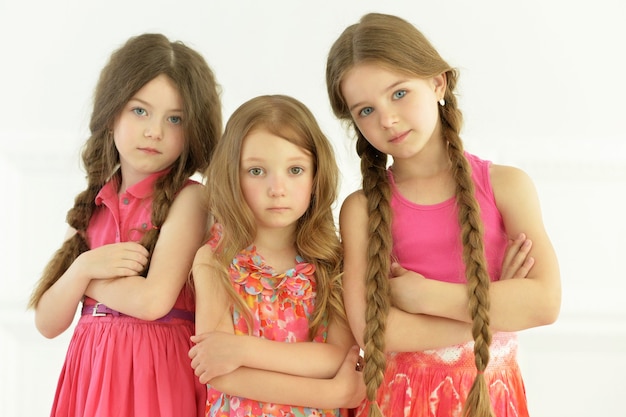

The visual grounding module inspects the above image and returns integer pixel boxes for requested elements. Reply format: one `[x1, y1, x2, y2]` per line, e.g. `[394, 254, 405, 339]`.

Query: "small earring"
[438, 98, 446, 106]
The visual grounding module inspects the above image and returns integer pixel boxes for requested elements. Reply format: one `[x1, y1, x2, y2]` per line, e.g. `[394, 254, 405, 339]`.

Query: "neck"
[392, 138, 450, 182]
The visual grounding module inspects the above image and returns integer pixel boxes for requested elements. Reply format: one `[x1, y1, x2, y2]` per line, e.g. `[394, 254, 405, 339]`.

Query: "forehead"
[341, 63, 406, 100]
[240, 128, 312, 162]
[131, 74, 182, 108]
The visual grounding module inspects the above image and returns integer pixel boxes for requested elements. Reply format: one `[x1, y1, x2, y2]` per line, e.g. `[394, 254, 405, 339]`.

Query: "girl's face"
[341, 62, 446, 160]
[112, 74, 185, 189]
[239, 128, 314, 234]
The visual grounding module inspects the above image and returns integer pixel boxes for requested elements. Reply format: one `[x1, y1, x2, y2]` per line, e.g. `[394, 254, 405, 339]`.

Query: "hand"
[331, 346, 367, 408]
[389, 263, 426, 313]
[75, 242, 149, 279]
[189, 332, 243, 384]
[500, 233, 535, 280]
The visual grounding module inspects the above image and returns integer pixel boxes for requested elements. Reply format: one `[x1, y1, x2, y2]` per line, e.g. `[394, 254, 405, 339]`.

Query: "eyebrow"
[128, 97, 183, 113]
[348, 79, 409, 112]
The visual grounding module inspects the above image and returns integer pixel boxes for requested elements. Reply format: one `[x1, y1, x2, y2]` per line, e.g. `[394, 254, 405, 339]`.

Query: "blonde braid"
[358, 138, 393, 417]
[442, 84, 494, 417]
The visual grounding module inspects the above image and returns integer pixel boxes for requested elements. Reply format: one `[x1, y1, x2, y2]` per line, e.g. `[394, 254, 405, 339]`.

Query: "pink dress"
[204, 226, 348, 417]
[50, 171, 205, 417]
[356, 153, 528, 417]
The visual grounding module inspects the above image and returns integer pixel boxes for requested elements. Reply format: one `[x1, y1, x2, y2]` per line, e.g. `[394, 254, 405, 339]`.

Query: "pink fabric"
[204, 224, 348, 417]
[50, 171, 205, 417]
[389, 152, 508, 284]
[356, 153, 529, 416]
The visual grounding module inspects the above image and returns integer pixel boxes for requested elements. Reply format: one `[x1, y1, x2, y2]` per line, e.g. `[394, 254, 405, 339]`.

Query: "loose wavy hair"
[29, 33, 222, 308]
[204, 94, 345, 338]
[326, 13, 494, 417]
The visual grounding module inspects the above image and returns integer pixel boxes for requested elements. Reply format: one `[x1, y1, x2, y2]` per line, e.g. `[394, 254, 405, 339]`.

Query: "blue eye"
[359, 107, 373, 117]
[393, 90, 407, 99]
[133, 107, 147, 116]
[169, 116, 182, 124]
[248, 167, 264, 176]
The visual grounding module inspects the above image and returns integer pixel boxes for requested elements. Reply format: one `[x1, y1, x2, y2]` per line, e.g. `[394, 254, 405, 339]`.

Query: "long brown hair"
[28, 33, 222, 308]
[203, 94, 344, 338]
[326, 13, 493, 417]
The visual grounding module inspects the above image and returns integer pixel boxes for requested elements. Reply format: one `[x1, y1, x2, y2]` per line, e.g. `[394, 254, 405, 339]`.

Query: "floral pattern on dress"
[204, 234, 344, 417]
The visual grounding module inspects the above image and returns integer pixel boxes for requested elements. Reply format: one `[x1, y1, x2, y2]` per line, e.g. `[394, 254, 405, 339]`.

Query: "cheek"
[240, 180, 258, 207]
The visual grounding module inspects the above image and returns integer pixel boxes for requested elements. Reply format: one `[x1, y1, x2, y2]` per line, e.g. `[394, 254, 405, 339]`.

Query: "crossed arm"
[189, 245, 366, 409]
[35, 184, 207, 338]
[340, 165, 561, 352]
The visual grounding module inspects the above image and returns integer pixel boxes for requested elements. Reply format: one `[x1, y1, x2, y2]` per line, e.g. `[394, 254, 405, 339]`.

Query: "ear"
[432, 72, 447, 100]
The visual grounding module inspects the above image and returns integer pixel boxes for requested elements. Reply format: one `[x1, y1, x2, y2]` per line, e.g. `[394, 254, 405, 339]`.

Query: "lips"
[389, 130, 409, 143]
[138, 147, 160, 154]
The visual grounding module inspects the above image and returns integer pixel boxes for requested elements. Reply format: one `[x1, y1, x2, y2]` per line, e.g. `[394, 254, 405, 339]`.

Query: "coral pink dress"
[50, 172, 205, 417]
[204, 227, 348, 417]
[356, 154, 528, 417]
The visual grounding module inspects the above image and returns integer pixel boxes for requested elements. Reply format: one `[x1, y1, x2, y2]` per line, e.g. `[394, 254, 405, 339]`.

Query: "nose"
[144, 119, 162, 140]
[379, 106, 398, 129]
[268, 174, 286, 197]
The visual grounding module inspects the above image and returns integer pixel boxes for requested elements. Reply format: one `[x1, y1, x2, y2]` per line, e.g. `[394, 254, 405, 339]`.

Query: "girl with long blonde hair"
[189, 94, 365, 416]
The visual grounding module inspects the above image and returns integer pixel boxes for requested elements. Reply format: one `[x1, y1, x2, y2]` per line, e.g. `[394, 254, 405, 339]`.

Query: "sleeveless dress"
[204, 225, 348, 417]
[355, 153, 528, 417]
[50, 171, 206, 417]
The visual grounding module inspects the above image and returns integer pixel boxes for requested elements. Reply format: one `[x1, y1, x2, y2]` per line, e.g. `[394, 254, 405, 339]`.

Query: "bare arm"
[84, 184, 207, 320]
[340, 191, 474, 353]
[208, 346, 365, 409]
[189, 243, 365, 406]
[389, 166, 561, 332]
[34, 228, 148, 338]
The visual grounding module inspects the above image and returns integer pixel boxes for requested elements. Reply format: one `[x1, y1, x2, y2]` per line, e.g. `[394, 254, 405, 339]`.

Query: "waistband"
[81, 302, 195, 322]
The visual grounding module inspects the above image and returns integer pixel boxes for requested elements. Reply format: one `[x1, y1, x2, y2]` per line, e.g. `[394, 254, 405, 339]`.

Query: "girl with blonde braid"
[326, 13, 561, 417]
[28, 33, 222, 417]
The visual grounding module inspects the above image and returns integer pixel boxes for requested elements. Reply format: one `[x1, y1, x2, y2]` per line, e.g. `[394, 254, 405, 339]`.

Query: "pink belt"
[81, 302, 195, 322]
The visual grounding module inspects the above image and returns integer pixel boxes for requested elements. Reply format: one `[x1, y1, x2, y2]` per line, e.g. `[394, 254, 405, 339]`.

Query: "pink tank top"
[389, 153, 507, 283]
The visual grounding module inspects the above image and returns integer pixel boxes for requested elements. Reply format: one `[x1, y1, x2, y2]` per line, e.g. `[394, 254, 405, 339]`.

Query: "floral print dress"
[205, 232, 347, 417]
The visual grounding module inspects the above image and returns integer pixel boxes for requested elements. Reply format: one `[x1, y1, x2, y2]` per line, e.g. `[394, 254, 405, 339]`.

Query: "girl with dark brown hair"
[28, 33, 222, 417]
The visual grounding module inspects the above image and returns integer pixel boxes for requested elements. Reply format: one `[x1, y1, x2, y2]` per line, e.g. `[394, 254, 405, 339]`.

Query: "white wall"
[1, 1, 625, 416]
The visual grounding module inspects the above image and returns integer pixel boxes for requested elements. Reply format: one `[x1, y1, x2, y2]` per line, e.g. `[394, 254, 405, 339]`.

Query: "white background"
[1, 1, 625, 416]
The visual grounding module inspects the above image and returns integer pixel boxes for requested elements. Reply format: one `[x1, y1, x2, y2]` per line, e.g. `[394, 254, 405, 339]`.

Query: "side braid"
[442, 90, 494, 417]
[358, 138, 393, 417]
[27, 181, 100, 308]
[138, 172, 187, 276]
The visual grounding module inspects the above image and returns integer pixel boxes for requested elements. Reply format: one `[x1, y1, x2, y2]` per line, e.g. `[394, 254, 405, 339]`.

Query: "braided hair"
[326, 13, 494, 417]
[29, 33, 222, 308]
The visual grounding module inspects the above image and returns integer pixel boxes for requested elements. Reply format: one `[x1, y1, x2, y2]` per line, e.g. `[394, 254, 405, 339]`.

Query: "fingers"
[355, 347, 364, 372]
[390, 262, 407, 278]
[514, 256, 535, 279]
[501, 233, 534, 280]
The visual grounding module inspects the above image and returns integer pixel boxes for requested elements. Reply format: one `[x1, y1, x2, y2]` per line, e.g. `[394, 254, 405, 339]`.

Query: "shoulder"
[339, 190, 369, 238]
[340, 190, 367, 215]
[489, 163, 540, 213]
[168, 182, 206, 214]
[490, 164, 536, 193]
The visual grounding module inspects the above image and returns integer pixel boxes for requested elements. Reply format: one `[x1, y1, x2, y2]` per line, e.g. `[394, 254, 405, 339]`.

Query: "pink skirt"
[355, 332, 528, 417]
[50, 312, 205, 417]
